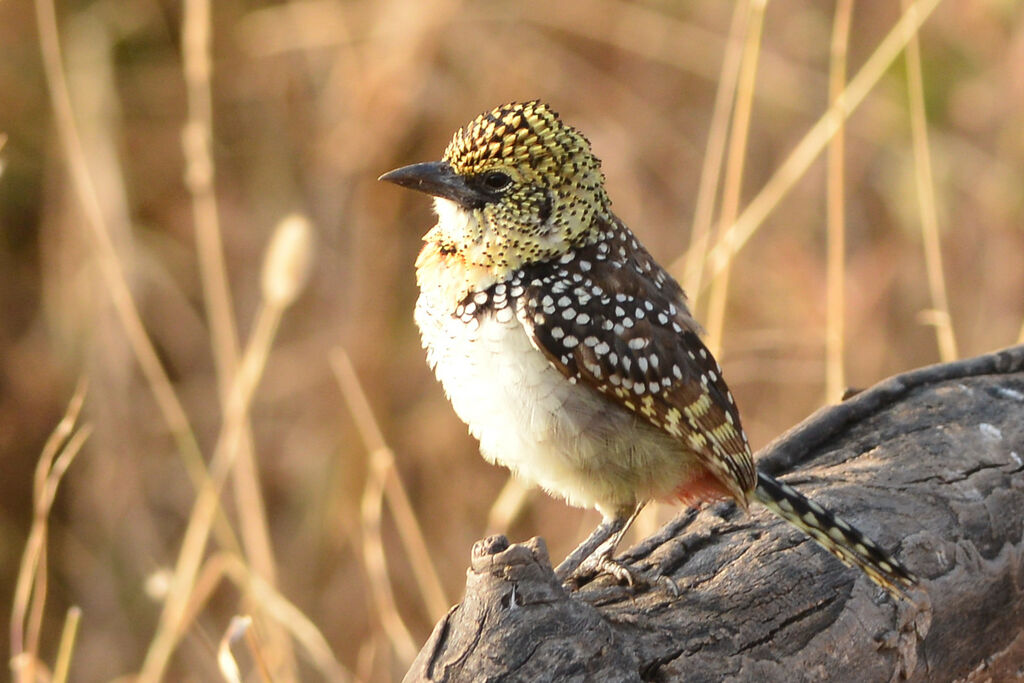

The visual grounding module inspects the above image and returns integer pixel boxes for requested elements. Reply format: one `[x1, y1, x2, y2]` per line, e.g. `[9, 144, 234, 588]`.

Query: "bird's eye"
[481, 171, 513, 192]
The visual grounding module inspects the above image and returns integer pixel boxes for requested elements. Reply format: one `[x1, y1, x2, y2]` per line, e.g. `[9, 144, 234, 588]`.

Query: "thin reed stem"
[704, 0, 766, 357]
[10, 382, 89, 683]
[681, 0, 748, 312]
[140, 291, 294, 680]
[486, 478, 532, 535]
[359, 444, 420, 665]
[902, 0, 958, 361]
[826, 0, 854, 403]
[331, 349, 450, 622]
[32, 0, 242, 555]
[51, 607, 82, 683]
[181, 0, 294, 674]
[689, 0, 944, 288]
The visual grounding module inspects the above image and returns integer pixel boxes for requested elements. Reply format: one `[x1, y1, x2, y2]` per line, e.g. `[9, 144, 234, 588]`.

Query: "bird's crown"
[443, 101, 604, 192]
[433, 101, 612, 272]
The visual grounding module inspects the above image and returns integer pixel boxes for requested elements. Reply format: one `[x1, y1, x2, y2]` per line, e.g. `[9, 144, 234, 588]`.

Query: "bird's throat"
[415, 200, 509, 309]
[415, 239, 500, 311]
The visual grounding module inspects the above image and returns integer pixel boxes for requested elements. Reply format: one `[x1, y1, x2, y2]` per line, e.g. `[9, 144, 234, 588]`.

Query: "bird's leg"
[554, 514, 628, 581]
[556, 502, 647, 587]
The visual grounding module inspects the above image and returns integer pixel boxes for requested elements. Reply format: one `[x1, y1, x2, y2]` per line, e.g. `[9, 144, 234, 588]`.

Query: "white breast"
[414, 290, 691, 517]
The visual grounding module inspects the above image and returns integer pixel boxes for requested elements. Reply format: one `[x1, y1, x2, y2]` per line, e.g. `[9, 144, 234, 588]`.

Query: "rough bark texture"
[405, 345, 1024, 682]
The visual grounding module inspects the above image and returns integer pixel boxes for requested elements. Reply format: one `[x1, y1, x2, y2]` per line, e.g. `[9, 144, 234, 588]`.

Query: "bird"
[379, 100, 917, 598]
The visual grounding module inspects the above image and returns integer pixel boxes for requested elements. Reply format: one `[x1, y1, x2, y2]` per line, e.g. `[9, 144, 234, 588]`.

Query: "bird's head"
[380, 101, 612, 278]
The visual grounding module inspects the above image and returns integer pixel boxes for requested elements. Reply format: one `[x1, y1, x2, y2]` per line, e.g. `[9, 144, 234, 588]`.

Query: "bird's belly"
[415, 297, 696, 515]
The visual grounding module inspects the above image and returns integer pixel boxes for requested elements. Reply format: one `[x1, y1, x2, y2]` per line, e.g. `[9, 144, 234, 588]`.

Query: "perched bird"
[380, 100, 916, 597]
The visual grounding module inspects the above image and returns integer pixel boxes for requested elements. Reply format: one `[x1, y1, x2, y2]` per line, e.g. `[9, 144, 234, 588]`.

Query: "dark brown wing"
[514, 217, 756, 503]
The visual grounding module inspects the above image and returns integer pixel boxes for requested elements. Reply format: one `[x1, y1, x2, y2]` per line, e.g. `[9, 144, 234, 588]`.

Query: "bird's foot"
[565, 555, 678, 596]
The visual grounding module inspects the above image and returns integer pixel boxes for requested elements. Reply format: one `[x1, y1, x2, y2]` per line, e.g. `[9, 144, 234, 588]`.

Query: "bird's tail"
[754, 471, 917, 599]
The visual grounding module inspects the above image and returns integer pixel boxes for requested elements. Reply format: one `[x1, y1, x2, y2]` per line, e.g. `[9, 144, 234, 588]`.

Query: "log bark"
[405, 345, 1024, 682]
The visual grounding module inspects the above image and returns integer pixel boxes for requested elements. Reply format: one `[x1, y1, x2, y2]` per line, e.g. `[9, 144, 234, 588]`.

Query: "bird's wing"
[515, 218, 756, 502]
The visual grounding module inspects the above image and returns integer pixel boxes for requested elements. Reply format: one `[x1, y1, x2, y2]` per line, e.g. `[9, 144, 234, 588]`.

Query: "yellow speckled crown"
[443, 101, 610, 202]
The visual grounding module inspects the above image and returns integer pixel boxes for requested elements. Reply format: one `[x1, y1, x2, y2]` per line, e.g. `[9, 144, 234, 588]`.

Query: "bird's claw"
[565, 555, 679, 596]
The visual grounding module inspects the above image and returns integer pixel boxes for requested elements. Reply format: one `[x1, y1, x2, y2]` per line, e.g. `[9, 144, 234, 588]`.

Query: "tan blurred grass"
[3, 0, 1024, 680]
[10, 381, 88, 683]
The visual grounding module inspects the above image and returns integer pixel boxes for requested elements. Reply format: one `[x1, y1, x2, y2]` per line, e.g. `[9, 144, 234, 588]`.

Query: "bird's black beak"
[378, 161, 488, 208]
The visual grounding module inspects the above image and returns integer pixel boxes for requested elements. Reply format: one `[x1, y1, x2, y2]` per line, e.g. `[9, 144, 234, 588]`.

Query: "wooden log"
[405, 345, 1024, 682]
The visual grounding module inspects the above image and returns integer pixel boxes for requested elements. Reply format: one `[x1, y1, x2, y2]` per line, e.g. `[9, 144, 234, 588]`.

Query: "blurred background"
[2, 0, 1023, 680]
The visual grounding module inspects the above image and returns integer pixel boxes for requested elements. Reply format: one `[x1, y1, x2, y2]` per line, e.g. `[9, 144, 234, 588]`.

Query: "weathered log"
[406, 345, 1024, 682]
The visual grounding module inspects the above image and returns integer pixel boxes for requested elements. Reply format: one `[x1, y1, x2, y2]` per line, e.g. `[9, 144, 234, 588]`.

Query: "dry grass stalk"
[10, 381, 89, 683]
[704, 0, 767, 358]
[357, 443, 419, 666]
[486, 478, 533, 536]
[32, 0, 243, 556]
[695, 0, 944, 289]
[180, 553, 352, 681]
[902, 0, 958, 362]
[51, 607, 82, 683]
[181, 0, 294, 672]
[140, 217, 312, 681]
[216, 615, 251, 683]
[216, 615, 272, 683]
[826, 0, 854, 403]
[331, 349, 450, 662]
[680, 0, 748, 311]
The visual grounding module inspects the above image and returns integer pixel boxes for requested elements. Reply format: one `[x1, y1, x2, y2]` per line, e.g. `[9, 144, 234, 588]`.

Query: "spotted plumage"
[513, 216, 755, 505]
[381, 100, 917, 598]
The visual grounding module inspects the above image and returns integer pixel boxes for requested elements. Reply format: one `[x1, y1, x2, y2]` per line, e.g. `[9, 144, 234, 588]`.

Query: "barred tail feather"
[754, 471, 917, 599]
